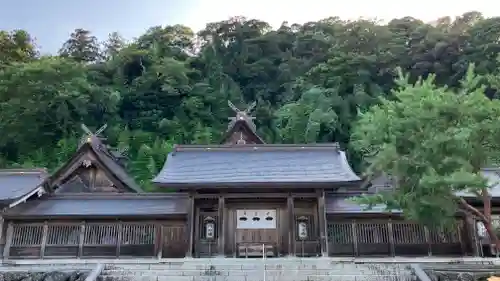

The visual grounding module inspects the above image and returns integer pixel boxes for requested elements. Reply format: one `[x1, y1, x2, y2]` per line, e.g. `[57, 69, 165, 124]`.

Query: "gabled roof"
[221, 100, 265, 144]
[0, 169, 47, 203]
[221, 118, 265, 144]
[3, 193, 187, 218]
[153, 143, 361, 188]
[48, 135, 143, 193]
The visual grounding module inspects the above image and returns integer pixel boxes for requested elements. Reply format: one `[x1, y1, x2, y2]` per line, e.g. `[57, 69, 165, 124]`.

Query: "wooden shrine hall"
[0, 102, 489, 260]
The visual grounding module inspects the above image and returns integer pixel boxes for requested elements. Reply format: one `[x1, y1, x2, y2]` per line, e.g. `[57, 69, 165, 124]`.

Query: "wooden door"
[234, 209, 279, 257]
[161, 225, 187, 258]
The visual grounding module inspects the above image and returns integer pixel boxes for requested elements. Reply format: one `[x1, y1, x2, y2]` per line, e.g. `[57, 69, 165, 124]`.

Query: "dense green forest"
[1, 12, 500, 190]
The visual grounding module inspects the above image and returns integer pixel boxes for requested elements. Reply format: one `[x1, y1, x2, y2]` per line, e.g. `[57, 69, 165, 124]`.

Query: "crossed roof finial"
[227, 101, 257, 131]
[79, 123, 107, 145]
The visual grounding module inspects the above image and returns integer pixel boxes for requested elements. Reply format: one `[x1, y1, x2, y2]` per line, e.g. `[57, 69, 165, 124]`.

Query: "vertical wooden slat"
[317, 190, 328, 256]
[186, 194, 195, 257]
[3, 222, 13, 258]
[40, 221, 48, 258]
[218, 196, 225, 256]
[388, 218, 395, 256]
[351, 220, 358, 256]
[287, 194, 295, 256]
[78, 222, 85, 258]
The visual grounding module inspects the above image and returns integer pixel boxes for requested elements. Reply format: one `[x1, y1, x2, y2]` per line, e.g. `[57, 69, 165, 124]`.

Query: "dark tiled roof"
[3, 194, 187, 218]
[153, 144, 361, 186]
[325, 195, 401, 214]
[0, 169, 47, 201]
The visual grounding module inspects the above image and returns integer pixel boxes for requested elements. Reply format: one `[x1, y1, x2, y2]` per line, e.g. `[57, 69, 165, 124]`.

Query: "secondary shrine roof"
[3, 194, 187, 219]
[153, 143, 361, 188]
[0, 169, 47, 203]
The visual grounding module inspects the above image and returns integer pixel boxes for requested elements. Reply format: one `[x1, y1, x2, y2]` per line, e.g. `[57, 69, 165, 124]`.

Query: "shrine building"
[0, 102, 488, 259]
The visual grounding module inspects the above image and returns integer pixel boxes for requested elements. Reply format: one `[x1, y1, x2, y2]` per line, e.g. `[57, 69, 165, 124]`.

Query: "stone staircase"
[0, 263, 98, 272]
[99, 258, 413, 281]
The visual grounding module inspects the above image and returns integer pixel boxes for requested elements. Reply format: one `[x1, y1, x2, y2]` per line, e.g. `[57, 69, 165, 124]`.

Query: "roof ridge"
[0, 168, 48, 175]
[46, 193, 188, 200]
[173, 143, 340, 153]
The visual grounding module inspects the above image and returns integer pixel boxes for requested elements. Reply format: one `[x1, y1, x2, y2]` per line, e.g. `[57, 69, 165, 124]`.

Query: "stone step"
[0, 264, 96, 272]
[104, 263, 409, 270]
[102, 269, 405, 276]
[98, 276, 408, 281]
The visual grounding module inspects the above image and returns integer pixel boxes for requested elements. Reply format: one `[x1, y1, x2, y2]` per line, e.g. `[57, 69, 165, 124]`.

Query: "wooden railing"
[327, 219, 466, 257]
[5, 221, 185, 259]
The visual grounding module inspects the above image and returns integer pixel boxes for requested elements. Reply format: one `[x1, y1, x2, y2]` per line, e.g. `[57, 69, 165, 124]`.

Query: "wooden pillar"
[0, 217, 4, 259]
[217, 196, 225, 256]
[388, 218, 395, 256]
[78, 221, 85, 258]
[40, 221, 48, 258]
[116, 222, 123, 258]
[317, 190, 328, 256]
[186, 194, 195, 257]
[156, 225, 163, 259]
[424, 226, 432, 256]
[287, 194, 295, 256]
[3, 222, 13, 259]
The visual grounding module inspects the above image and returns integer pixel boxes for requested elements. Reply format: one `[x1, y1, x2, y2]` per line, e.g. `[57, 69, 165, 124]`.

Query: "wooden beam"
[194, 192, 318, 199]
[186, 194, 195, 257]
[218, 196, 225, 256]
[287, 195, 295, 256]
[317, 190, 328, 256]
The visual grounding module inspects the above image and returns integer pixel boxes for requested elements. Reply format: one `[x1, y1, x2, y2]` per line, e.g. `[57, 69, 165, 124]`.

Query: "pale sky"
[0, 0, 497, 53]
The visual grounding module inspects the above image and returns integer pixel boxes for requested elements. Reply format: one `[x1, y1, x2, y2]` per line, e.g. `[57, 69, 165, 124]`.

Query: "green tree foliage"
[0, 13, 499, 192]
[351, 65, 500, 248]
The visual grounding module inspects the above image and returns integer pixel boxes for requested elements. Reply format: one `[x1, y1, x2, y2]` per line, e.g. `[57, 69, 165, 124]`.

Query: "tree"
[0, 30, 37, 66]
[59, 28, 101, 63]
[351, 65, 500, 249]
[103, 32, 126, 60]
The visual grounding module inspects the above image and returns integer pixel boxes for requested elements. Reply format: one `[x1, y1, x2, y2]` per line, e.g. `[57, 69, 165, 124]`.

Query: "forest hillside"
[1, 12, 500, 190]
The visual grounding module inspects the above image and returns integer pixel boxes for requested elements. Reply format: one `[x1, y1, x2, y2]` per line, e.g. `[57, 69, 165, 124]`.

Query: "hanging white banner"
[236, 209, 277, 229]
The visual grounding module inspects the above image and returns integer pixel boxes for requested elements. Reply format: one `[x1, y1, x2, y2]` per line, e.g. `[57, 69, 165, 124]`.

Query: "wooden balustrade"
[5, 221, 185, 259]
[327, 219, 466, 257]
